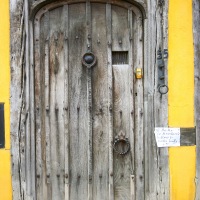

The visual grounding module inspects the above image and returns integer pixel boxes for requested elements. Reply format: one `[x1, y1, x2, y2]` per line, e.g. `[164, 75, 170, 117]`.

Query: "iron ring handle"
[82, 52, 97, 69]
[158, 84, 169, 95]
[113, 138, 130, 155]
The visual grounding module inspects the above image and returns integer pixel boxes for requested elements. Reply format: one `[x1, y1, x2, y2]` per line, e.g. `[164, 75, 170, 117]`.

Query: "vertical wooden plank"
[10, 0, 24, 197]
[128, 9, 135, 200]
[30, 17, 36, 200]
[18, 17, 27, 200]
[49, 10, 57, 199]
[144, 1, 169, 199]
[68, 4, 88, 200]
[37, 11, 52, 200]
[49, 7, 65, 200]
[63, 5, 70, 200]
[24, 0, 32, 198]
[34, 12, 43, 200]
[91, 3, 109, 200]
[106, 3, 114, 200]
[156, 1, 169, 199]
[144, 2, 157, 199]
[42, 11, 52, 200]
[112, 6, 135, 200]
[111, 5, 129, 52]
[35, 10, 50, 200]
[58, 7, 65, 200]
[133, 13, 144, 200]
[144, 3, 158, 199]
[193, 0, 200, 199]
[86, 2, 93, 200]
[44, 12, 50, 182]
[112, 64, 134, 200]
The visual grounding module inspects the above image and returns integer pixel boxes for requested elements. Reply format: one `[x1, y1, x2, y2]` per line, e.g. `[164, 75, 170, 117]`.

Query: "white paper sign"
[154, 127, 180, 147]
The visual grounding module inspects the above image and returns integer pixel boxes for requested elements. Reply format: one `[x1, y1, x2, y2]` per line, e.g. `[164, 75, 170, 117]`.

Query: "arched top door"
[33, 1, 144, 200]
[33, 0, 143, 20]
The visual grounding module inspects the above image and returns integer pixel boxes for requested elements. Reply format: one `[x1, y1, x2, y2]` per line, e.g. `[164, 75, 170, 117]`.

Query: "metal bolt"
[64, 107, 68, 111]
[131, 110, 134, 115]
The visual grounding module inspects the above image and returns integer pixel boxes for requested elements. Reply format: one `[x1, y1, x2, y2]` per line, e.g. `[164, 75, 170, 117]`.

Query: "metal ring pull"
[82, 52, 97, 68]
[113, 131, 130, 155]
[158, 84, 169, 95]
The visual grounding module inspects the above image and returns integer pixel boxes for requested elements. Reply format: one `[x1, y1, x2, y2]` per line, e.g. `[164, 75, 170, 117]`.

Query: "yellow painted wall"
[0, 0, 12, 200]
[168, 0, 196, 199]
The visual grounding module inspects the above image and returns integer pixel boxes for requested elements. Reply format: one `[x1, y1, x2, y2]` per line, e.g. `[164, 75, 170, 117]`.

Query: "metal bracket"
[157, 48, 168, 95]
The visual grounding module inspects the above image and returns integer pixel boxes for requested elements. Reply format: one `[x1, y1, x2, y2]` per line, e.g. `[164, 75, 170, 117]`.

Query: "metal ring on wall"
[158, 84, 169, 95]
[113, 138, 130, 155]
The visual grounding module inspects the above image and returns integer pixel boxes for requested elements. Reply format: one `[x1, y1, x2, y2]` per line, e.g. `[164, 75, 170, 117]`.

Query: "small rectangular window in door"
[112, 51, 128, 65]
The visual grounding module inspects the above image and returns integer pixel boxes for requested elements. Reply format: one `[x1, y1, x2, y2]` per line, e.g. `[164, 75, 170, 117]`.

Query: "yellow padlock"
[135, 68, 143, 79]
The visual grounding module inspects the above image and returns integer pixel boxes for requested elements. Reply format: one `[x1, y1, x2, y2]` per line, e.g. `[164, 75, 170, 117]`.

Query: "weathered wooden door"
[34, 1, 143, 200]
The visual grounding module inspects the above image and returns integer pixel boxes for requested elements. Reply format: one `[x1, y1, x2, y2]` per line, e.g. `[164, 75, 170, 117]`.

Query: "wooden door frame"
[10, 0, 170, 199]
[193, 1, 200, 199]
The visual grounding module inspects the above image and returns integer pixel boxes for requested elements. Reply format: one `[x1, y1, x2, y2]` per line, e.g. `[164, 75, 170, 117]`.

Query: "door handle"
[113, 131, 130, 155]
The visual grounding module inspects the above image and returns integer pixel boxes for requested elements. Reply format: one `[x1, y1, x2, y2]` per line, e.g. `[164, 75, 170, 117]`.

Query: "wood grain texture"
[10, 1, 171, 200]
[113, 64, 134, 200]
[111, 5, 134, 200]
[68, 4, 88, 200]
[10, 0, 27, 199]
[133, 11, 144, 200]
[91, 3, 109, 200]
[86, 2, 93, 199]
[43, 10, 51, 200]
[193, 1, 200, 199]
[112, 5, 129, 52]
[35, 7, 43, 200]
[30, 11, 36, 200]
[49, 7, 65, 200]
[144, 1, 169, 199]
[24, 0, 32, 198]
[29, 0, 147, 20]
[62, 5, 70, 200]
[106, 4, 114, 200]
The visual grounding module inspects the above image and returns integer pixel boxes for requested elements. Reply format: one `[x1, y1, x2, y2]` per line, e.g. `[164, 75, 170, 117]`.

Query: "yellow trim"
[0, 0, 10, 149]
[169, 147, 196, 200]
[0, 150, 12, 200]
[0, 1, 12, 199]
[168, 0, 196, 199]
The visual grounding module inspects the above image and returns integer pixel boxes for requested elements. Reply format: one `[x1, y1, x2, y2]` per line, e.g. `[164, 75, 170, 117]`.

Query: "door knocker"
[82, 52, 97, 68]
[113, 131, 130, 155]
